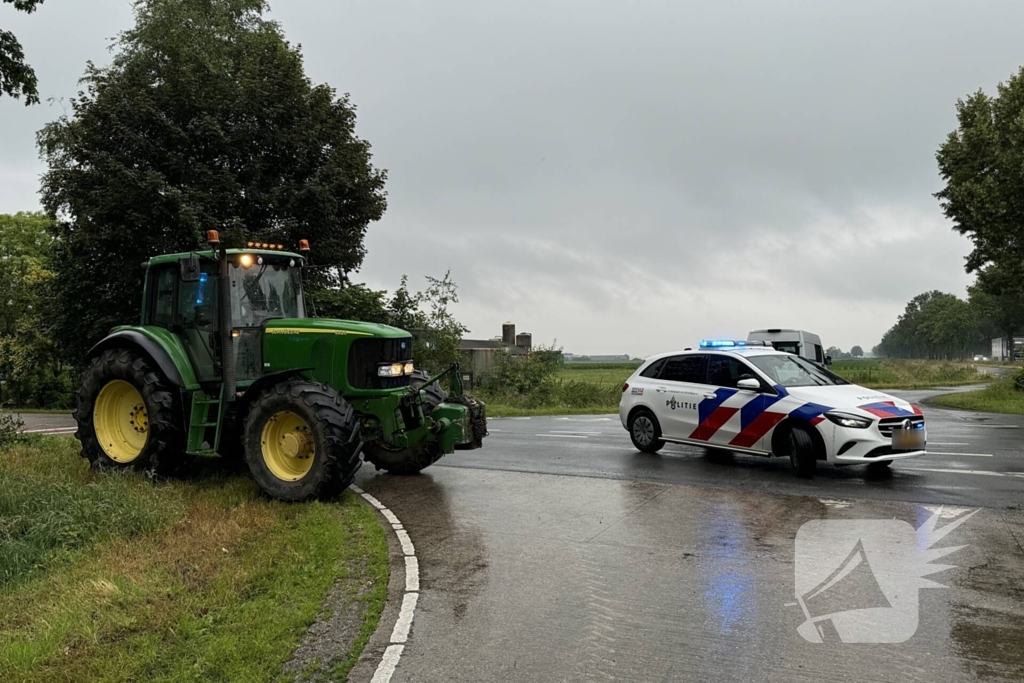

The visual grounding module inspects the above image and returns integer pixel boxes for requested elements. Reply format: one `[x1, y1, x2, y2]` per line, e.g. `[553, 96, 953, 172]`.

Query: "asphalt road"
[13, 389, 1024, 681]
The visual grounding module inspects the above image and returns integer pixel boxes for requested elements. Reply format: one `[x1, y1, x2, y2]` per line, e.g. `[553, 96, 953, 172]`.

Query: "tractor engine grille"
[877, 415, 925, 437]
[347, 338, 413, 390]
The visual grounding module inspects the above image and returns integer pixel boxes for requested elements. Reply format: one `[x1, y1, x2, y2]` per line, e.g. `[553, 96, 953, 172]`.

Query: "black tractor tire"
[243, 381, 362, 501]
[628, 410, 665, 453]
[409, 369, 447, 413]
[215, 408, 248, 471]
[362, 439, 445, 475]
[75, 348, 186, 476]
[788, 425, 818, 478]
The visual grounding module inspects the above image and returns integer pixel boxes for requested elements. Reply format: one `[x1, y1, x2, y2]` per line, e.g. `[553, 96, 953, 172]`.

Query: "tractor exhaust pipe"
[209, 230, 236, 403]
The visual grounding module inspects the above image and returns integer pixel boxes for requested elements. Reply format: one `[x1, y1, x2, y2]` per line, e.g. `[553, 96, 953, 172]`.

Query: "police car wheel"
[788, 426, 817, 478]
[629, 411, 664, 453]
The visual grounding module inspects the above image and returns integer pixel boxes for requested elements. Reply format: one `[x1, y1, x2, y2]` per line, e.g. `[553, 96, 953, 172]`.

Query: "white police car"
[619, 340, 926, 476]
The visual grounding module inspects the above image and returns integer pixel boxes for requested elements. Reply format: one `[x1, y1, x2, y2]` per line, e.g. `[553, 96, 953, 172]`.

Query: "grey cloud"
[1, 0, 1016, 354]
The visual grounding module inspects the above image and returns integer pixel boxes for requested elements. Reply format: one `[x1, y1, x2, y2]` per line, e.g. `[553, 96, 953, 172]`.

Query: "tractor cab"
[142, 247, 305, 386]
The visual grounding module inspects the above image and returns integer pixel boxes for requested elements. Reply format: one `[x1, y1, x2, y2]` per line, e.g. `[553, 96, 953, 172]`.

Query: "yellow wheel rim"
[93, 380, 149, 463]
[260, 411, 316, 481]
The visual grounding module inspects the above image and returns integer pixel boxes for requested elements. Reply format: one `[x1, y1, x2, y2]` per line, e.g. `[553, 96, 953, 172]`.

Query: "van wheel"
[788, 425, 817, 478]
[628, 411, 664, 453]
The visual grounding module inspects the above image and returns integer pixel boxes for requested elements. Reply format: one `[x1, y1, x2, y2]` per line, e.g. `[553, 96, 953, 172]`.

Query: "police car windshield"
[749, 354, 848, 387]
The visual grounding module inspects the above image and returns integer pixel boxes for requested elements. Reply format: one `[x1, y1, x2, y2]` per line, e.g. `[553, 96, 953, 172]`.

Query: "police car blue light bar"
[699, 339, 770, 348]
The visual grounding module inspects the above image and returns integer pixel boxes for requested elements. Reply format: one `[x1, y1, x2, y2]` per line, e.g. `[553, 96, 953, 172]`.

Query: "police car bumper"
[823, 421, 927, 464]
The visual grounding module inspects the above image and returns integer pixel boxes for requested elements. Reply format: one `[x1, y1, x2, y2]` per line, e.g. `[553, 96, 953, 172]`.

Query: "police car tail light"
[622, 382, 629, 393]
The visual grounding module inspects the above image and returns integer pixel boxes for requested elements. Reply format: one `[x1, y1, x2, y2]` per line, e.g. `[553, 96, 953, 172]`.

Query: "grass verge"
[930, 379, 1024, 415]
[0, 436, 388, 683]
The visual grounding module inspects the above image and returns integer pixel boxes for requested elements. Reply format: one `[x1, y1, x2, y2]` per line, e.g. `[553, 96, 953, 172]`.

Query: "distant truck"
[747, 329, 830, 366]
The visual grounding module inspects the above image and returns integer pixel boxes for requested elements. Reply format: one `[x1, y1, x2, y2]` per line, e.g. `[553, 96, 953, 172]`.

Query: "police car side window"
[659, 355, 706, 383]
[706, 355, 750, 387]
[639, 358, 666, 378]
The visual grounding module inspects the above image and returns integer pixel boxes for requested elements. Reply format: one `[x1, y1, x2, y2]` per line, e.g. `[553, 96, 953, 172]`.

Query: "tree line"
[874, 288, 1023, 360]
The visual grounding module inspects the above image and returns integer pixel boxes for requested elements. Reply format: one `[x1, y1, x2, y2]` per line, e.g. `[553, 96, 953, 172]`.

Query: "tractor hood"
[264, 318, 411, 339]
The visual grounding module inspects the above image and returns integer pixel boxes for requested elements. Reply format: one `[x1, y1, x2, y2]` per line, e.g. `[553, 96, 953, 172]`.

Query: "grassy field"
[931, 378, 1024, 415]
[483, 359, 993, 417]
[0, 436, 388, 683]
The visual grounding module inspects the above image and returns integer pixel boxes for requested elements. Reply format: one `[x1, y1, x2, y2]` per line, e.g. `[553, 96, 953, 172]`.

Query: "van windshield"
[749, 354, 848, 387]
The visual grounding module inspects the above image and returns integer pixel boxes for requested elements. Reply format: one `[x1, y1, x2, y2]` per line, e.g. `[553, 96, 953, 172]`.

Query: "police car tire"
[788, 425, 817, 478]
[628, 410, 664, 453]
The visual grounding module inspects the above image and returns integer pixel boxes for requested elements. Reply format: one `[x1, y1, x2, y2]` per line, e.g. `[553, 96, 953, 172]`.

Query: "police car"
[619, 340, 926, 476]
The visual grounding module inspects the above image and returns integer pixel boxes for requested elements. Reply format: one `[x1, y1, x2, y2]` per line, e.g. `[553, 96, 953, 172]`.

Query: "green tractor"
[74, 231, 486, 501]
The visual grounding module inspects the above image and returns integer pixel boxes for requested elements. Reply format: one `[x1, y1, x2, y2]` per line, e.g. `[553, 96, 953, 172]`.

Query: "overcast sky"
[2, 0, 1021, 356]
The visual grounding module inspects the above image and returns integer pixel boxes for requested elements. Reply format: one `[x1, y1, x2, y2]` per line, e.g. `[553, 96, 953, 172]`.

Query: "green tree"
[38, 0, 387, 363]
[850, 345, 863, 357]
[1, 0, 45, 104]
[936, 67, 1024, 278]
[0, 212, 71, 407]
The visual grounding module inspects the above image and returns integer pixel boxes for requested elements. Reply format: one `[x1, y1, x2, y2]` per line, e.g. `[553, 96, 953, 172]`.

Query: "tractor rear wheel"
[75, 348, 185, 475]
[243, 381, 362, 501]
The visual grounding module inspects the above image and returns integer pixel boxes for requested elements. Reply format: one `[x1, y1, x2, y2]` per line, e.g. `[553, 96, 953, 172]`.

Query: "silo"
[502, 322, 516, 346]
[516, 332, 532, 351]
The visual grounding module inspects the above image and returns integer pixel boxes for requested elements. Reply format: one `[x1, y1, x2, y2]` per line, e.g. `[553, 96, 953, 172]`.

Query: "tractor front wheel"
[243, 381, 362, 501]
[362, 440, 445, 475]
[75, 348, 185, 475]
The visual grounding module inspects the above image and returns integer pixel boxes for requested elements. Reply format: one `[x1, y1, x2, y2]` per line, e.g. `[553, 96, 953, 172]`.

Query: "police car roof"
[646, 347, 784, 362]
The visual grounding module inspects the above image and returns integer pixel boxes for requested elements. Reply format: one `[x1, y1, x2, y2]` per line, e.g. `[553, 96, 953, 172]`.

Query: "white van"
[747, 329, 829, 365]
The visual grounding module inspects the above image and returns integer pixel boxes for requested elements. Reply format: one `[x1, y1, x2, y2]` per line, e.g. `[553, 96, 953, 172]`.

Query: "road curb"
[349, 485, 419, 683]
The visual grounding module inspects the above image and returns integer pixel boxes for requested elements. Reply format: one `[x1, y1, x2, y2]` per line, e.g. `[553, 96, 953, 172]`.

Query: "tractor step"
[187, 389, 226, 453]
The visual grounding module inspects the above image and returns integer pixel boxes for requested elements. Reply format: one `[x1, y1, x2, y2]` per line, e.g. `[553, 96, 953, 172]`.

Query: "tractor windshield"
[229, 260, 305, 327]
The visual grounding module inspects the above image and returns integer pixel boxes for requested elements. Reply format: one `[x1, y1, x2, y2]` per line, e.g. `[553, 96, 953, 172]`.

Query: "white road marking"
[900, 467, 1006, 477]
[965, 425, 1019, 429]
[927, 452, 993, 457]
[928, 442, 969, 446]
[405, 556, 419, 592]
[536, 434, 588, 439]
[395, 529, 416, 556]
[350, 485, 420, 683]
[549, 430, 603, 435]
[390, 592, 419, 644]
[370, 645, 404, 683]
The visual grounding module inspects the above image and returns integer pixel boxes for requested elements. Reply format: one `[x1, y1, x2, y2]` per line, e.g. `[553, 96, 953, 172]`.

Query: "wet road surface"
[353, 390, 1024, 682]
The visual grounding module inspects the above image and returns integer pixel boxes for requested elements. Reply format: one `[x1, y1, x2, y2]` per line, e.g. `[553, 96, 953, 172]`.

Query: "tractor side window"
[150, 268, 176, 327]
[177, 269, 218, 329]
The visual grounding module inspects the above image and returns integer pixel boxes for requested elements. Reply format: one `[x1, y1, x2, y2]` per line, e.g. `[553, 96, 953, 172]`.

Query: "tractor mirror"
[179, 255, 201, 283]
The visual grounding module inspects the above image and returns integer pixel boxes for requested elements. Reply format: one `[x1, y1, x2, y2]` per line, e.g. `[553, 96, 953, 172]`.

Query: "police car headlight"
[824, 411, 872, 429]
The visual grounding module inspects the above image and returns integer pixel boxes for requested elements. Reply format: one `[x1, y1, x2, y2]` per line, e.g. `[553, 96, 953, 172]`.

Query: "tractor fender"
[87, 329, 189, 389]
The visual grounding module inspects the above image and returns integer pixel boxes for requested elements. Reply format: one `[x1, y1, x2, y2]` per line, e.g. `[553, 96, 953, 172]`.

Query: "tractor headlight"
[378, 362, 415, 377]
[824, 411, 872, 429]
[378, 362, 405, 377]
[239, 254, 254, 269]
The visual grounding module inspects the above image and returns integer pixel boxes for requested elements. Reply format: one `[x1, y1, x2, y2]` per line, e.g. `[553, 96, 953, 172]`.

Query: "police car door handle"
[703, 393, 716, 399]
[655, 386, 669, 393]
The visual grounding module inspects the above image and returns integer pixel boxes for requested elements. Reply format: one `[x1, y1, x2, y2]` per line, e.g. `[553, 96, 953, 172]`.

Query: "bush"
[0, 409, 23, 448]
[1012, 369, 1024, 392]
